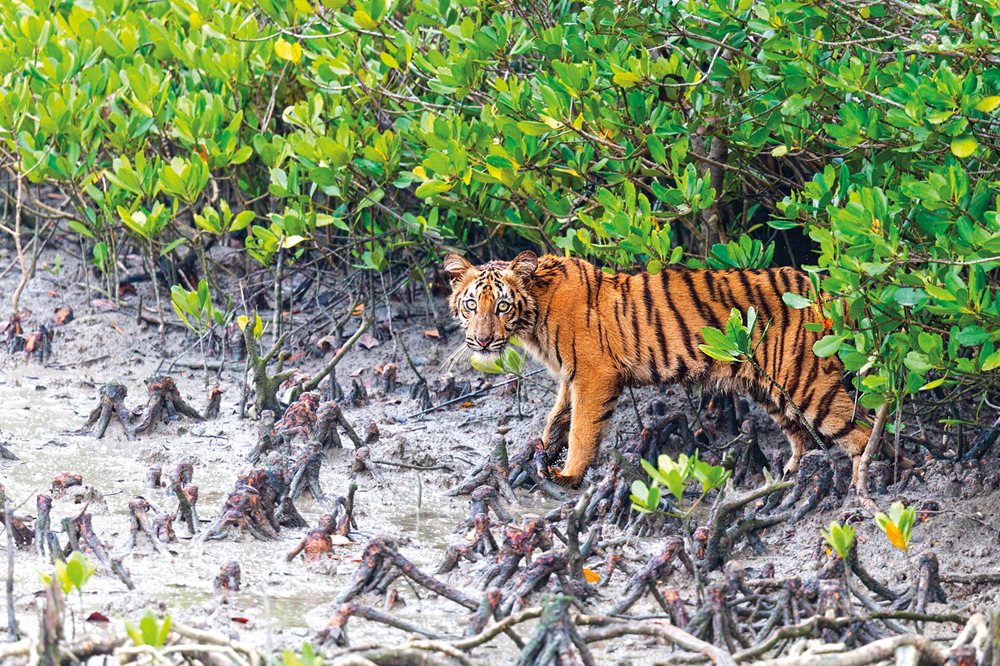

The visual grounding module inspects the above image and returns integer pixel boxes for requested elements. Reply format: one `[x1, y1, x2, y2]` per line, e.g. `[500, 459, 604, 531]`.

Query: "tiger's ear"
[443, 253, 473, 283]
[509, 251, 538, 278]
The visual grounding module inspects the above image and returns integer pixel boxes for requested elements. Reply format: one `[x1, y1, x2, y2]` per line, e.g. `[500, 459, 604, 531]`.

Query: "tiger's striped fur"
[444, 251, 871, 486]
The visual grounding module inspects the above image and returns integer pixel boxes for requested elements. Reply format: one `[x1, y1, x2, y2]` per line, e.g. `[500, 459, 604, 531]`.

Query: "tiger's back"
[446, 252, 870, 485]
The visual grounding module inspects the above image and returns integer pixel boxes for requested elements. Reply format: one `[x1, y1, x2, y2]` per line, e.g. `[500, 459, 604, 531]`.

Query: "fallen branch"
[302, 315, 373, 393]
[752, 633, 948, 666]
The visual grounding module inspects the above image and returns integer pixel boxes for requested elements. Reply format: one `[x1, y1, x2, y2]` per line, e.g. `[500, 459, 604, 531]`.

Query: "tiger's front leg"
[541, 379, 572, 462]
[550, 373, 621, 486]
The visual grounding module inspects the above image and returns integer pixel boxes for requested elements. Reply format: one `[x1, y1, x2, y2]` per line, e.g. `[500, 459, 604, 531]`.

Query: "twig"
[303, 315, 373, 393]
[408, 369, 545, 418]
[857, 403, 891, 506]
[5, 507, 18, 641]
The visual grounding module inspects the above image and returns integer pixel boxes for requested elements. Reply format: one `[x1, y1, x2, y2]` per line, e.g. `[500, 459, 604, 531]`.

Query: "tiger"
[444, 250, 876, 487]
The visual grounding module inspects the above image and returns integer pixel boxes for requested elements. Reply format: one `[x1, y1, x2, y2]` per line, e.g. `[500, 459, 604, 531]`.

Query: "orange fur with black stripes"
[444, 251, 871, 486]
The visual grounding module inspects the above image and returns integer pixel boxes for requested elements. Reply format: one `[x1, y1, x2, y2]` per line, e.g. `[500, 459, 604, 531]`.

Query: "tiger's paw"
[547, 466, 582, 488]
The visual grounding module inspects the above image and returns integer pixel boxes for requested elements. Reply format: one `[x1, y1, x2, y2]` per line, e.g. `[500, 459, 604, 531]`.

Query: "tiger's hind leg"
[748, 393, 810, 476]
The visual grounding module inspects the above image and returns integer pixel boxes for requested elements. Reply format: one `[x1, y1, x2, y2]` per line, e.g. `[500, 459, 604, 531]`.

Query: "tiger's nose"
[476, 334, 494, 348]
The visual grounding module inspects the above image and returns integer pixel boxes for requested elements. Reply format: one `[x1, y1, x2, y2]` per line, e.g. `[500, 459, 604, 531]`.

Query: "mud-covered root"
[8, 514, 33, 549]
[638, 409, 698, 460]
[611, 536, 685, 615]
[375, 362, 398, 393]
[433, 374, 472, 405]
[730, 419, 772, 486]
[68, 512, 134, 590]
[213, 560, 241, 595]
[814, 578, 855, 642]
[475, 520, 554, 594]
[410, 378, 433, 411]
[203, 385, 223, 420]
[247, 410, 277, 464]
[286, 493, 355, 563]
[685, 582, 751, 652]
[275, 391, 320, 443]
[336, 536, 479, 611]
[198, 471, 281, 542]
[438, 506, 498, 574]
[448, 434, 516, 502]
[347, 375, 369, 407]
[753, 576, 812, 640]
[312, 400, 364, 450]
[351, 446, 386, 486]
[0, 440, 16, 461]
[169, 463, 199, 536]
[287, 526, 336, 563]
[146, 465, 162, 491]
[126, 497, 164, 554]
[81, 383, 134, 440]
[515, 594, 596, 666]
[35, 494, 53, 558]
[892, 552, 947, 613]
[132, 375, 204, 435]
[152, 512, 175, 544]
[288, 447, 326, 503]
[50, 473, 83, 499]
[497, 551, 590, 618]
[702, 473, 794, 570]
[443, 485, 508, 570]
[317, 602, 454, 650]
[23, 324, 54, 362]
[459, 485, 512, 531]
[960, 415, 1000, 461]
[2, 312, 25, 354]
[508, 438, 568, 501]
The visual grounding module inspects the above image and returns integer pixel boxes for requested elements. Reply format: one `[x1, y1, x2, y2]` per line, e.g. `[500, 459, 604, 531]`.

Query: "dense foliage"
[0, 0, 997, 421]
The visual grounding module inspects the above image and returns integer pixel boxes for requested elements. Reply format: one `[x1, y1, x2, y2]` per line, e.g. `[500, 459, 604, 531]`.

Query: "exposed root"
[80, 383, 134, 440]
[132, 376, 204, 435]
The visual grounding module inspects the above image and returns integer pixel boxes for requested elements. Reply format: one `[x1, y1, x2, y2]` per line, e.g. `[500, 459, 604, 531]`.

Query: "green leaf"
[974, 96, 1000, 113]
[894, 288, 928, 307]
[699, 344, 739, 362]
[950, 135, 978, 158]
[160, 237, 187, 256]
[782, 292, 812, 309]
[516, 121, 550, 136]
[67, 220, 95, 239]
[813, 335, 845, 358]
[140, 613, 158, 646]
[982, 349, 1000, 372]
[646, 135, 666, 164]
[923, 283, 955, 301]
[231, 211, 256, 232]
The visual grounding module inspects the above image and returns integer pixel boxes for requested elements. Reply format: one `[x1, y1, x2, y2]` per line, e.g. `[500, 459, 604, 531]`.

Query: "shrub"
[0, 0, 995, 422]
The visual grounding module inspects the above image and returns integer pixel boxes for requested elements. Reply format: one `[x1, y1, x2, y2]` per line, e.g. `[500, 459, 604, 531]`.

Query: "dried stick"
[752, 633, 947, 666]
[302, 315, 372, 393]
[578, 614, 737, 666]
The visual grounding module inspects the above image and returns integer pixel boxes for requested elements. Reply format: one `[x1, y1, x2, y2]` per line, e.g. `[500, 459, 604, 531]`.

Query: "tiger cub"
[444, 251, 871, 486]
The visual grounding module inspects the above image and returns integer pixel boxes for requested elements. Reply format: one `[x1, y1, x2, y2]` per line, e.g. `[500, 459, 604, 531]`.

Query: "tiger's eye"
[464, 299, 477, 311]
[497, 301, 511, 313]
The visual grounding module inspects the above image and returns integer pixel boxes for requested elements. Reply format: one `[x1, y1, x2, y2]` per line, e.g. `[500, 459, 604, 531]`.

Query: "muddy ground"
[1, 248, 999, 664]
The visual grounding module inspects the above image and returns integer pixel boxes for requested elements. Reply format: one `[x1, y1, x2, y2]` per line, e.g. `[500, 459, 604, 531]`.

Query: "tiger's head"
[443, 251, 538, 359]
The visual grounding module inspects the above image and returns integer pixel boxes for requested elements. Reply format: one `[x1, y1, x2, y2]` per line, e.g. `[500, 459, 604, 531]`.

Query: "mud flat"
[2, 252, 999, 664]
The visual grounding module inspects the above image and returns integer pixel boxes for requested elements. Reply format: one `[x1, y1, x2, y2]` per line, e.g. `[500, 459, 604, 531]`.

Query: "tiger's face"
[443, 251, 538, 358]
